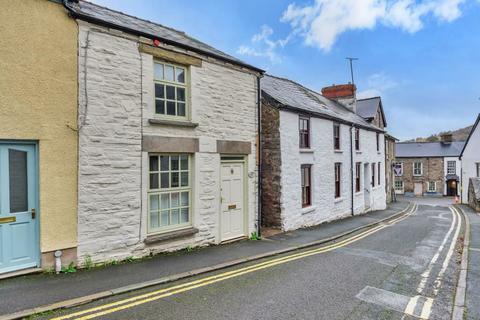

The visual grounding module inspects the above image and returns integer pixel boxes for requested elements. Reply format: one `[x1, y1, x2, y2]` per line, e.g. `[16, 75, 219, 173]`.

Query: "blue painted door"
[0, 143, 38, 274]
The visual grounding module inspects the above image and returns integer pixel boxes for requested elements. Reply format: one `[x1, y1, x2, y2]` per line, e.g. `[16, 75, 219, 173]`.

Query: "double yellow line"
[52, 204, 416, 320]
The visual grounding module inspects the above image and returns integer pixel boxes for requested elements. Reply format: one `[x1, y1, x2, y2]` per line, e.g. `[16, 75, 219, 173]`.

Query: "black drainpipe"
[350, 125, 355, 215]
[257, 76, 263, 237]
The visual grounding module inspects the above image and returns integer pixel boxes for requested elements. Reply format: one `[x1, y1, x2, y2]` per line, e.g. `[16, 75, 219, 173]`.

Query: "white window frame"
[394, 162, 403, 176]
[413, 162, 423, 176]
[153, 61, 189, 120]
[427, 181, 436, 192]
[394, 180, 404, 192]
[447, 161, 456, 175]
[148, 154, 192, 234]
[476, 163, 480, 178]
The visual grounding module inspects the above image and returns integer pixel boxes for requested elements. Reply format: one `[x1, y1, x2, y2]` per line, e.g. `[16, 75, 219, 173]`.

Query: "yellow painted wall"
[0, 0, 78, 253]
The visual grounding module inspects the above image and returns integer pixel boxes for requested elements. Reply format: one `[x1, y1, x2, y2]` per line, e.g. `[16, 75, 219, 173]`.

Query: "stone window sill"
[300, 148, 314, 153]
[334, 150, 343, 154]
[356, 151, 362, 154]
[355, 191, 363, 196]
[144, 227, 199, 244]
[148, 118, 199, 127]
[302, 205, 316, 215]
[334, 197, 344, 203]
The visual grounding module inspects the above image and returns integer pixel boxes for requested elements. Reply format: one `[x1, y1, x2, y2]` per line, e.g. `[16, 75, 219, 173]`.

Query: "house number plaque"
[228, 204, 237, 210]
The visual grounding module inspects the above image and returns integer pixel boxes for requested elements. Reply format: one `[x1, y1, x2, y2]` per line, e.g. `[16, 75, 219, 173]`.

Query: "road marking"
[405, 295, 419, 315]
[51, 205, 417, 320]
[432, 206, 462, 296]
[420, 297, 434, 319]
[416, 206, 457, 294]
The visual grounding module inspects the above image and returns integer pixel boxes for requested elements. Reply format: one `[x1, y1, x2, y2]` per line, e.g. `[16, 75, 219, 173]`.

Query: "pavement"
[31, 200, 463, 320]
[0, 201, 410, 319]
[458, 205, 480, 320]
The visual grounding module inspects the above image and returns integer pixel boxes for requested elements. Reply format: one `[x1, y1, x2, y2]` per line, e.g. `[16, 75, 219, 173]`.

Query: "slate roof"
[261, 75, 383, 132]
[356, 96, 387, 127]
[396, 141, 466, 158]
[64, 0, 263, 73]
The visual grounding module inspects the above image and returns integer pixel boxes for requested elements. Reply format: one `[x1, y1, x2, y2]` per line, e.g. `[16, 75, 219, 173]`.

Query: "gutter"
[257, 76, 263, 237]
[350, 125, 355, 215]
[62, 0, 264, 74]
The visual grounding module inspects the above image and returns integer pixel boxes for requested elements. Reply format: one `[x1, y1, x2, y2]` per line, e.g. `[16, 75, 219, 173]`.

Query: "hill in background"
[403, 125, 473, 143]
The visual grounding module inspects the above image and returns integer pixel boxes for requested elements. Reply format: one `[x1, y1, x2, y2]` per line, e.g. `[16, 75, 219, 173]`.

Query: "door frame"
[0, 140, 40, 272]
[218, 155, 248, 242]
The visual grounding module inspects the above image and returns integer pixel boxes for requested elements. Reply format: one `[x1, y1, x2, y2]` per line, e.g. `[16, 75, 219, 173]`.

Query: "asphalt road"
[38, 203, 463, 320]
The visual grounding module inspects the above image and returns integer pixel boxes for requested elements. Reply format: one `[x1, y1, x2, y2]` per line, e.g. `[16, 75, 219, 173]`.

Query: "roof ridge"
[80, 0, 187, 36]
[397, 140, 466, 144]
[265, 74, 358, 115]
[358, 96, 381, 101]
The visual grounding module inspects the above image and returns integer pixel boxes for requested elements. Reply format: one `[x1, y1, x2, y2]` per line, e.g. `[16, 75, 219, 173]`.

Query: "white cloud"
[237, 25, 292, 63]
[281, 0, 466, 51]
[357, 72, 398, 98]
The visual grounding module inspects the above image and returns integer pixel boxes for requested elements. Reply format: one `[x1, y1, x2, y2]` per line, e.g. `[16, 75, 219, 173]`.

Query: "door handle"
[31, 208, 36, 219]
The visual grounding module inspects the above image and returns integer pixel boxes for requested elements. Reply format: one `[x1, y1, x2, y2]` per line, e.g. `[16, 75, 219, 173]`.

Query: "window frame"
[335, 163, 341, 198]
[299, 116, 311, 149]
[371, 163, 376, 187]
[355, 128, 360, 151]
[355, 162, 361, 193]
[378, 162, 381, 186]
[301, 164, 312, 207]
[447, 161, 456, 175]
[476, 163, 480, 178]
[428, 181, 437, 192]
[333, 123, 341, 150]
[413, 162, 423, 176]
[376, 133, 380, 152]
[153, 61, 189, 120]
[394, 180, 404, 192]
[147, 154, 192, 234]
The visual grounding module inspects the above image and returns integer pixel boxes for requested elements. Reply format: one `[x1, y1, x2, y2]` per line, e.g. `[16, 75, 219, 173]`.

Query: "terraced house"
[394, 134, 464, 197]
[261, 76, 387, 231]
[0, 0, 78, 275]
[64, 0, 263, 263]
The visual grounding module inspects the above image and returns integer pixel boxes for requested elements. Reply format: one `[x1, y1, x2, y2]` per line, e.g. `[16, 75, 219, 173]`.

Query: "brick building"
[394, 135, 465, 197]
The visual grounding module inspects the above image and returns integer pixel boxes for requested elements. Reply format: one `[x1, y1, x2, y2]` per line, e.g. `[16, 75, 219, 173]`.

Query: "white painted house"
[66, 0, 263, 263]
[460, 114, 480, 203]
[261, 75, 386, 231]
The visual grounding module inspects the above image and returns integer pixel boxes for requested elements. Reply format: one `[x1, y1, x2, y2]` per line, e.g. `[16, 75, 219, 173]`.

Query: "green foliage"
[249, 232, 261, 241]
[185, 245, 194, 252]
[125, 256, 134, 263]
[61, 262, 77, 274]
[83, 254, 94, 270]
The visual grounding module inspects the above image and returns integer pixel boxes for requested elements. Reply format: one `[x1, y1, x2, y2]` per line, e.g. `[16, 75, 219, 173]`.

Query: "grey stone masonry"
[260, 96, 282, 227]
[468, 178, 480, 212]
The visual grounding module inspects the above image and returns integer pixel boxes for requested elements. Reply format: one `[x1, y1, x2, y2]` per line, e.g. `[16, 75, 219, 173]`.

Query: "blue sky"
[90, 0, 480, 140]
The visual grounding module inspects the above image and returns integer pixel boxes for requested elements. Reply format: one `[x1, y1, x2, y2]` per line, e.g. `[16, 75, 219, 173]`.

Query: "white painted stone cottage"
[460, 114, 480, 203]
[261, 75, 387, 231]
[65, 1, 263, 263]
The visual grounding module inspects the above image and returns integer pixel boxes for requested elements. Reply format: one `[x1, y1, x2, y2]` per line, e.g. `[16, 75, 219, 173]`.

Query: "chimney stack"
[441, 133, 453, 144]
[321, 83, 357, 112]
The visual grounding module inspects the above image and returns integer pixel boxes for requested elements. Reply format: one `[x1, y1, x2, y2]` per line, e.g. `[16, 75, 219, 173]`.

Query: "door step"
[220, 236, 247, 244]
[0, 267, 42, 280]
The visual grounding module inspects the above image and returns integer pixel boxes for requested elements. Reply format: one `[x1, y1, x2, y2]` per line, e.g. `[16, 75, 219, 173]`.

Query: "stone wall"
[260, 96, 282, 227]
[278, 109, 386, 232]
[77, 22, 259, 263]
[385, 137, 396, 203]
[468, 178, 480, 212]
[395, 157, 444, 195]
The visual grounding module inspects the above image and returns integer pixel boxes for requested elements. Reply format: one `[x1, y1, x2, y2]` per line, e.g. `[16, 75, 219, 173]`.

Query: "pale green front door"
[0, 143, 39, 274]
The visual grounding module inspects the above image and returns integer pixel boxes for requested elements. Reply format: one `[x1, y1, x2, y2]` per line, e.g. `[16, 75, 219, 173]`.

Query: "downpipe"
[350, 125, 355, 216]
